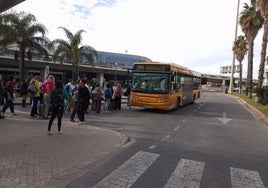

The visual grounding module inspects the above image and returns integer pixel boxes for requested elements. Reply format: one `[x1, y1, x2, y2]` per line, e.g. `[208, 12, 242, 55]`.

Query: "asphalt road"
[68, 91, 268, 188]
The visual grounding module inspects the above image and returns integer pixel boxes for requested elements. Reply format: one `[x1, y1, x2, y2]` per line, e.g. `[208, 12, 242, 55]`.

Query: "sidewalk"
[0, 98, 130, 188]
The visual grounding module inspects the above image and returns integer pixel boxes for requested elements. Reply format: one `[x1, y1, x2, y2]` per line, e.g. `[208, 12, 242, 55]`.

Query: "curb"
[233, 95, 268, 127]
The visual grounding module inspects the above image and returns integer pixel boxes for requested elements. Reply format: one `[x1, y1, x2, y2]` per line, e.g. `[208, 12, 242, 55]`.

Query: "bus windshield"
[132, 73, 169, 94]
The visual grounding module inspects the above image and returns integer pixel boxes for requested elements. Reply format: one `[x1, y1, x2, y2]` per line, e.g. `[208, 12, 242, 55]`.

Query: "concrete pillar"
[97, 73, 105, 88]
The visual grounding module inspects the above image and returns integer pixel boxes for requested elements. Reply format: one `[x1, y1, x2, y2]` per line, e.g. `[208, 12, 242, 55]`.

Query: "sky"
[9, 0, 264, 79]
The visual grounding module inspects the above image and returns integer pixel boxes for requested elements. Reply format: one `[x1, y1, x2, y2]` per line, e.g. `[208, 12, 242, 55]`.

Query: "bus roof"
[133, 61, 201, 77]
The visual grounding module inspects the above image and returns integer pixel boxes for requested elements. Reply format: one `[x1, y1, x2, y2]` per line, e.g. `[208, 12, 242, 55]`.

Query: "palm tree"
[51, 27, 98, 81]
[239, 0, 264, 98]
[0, 11, 49, 82]
[257, 0, 268, 87]
[233, 35, 248, 93]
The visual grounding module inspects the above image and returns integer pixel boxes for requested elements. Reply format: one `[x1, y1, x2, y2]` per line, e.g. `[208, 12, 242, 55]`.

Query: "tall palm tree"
[51, 27, 98, 81]
[0, 11, 49, 82]
[257, 0, 268, 87]
[239, 0, 264, 98]
[233, 35, 248, 93]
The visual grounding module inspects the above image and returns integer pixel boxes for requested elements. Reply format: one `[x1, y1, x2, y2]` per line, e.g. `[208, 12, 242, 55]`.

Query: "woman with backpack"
[103, 82, 113, 112]
[47, 80, 69, 135]
[29, 75, 41, 118]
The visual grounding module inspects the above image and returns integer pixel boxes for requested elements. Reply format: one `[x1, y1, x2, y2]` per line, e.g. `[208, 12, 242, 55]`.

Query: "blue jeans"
[30, 97, 39, 116]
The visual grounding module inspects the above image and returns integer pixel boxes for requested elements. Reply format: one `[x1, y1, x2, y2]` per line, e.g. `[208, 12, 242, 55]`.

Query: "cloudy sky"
[10, 0, 263, 78]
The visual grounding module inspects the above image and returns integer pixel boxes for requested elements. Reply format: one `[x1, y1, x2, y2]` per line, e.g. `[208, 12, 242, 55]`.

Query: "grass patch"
[232, 92, 268, 117]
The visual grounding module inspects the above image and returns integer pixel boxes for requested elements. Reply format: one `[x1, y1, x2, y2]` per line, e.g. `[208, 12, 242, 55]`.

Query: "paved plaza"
[0, 99, 129, 188]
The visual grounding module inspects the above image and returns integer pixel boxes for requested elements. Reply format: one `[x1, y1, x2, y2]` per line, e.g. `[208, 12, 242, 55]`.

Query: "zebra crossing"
[93, 151, 266, 188]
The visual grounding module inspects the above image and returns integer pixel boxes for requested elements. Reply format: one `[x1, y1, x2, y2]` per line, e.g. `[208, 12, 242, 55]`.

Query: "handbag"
[27, 83, 37, 94]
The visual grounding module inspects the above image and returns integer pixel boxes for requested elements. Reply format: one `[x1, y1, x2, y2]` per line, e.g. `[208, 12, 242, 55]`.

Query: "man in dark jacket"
[77, 79, 90, 125]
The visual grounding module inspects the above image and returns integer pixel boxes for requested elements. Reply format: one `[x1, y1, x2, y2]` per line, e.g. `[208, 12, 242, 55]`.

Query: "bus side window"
[177, 75, 181, 91]
[180, 77, 185, 91]
[170, 72, 175, 91]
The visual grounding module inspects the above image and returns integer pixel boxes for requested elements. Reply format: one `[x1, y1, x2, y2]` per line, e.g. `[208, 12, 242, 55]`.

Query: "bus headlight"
[158, 96, 168, 103]
[130, 95, 137, 100]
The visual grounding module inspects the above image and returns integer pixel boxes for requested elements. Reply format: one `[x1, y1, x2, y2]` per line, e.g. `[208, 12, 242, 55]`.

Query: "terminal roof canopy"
[0, 0, 25, 13]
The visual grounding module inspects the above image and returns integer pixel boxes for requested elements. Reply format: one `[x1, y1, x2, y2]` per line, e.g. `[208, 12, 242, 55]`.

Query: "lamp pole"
[229, 0, 240, 94]
[114, 62, 118, 83]
[18, 37, 24, 83]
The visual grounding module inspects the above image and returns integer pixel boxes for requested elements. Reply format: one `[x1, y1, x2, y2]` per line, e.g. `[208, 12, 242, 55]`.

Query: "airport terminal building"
[0, 49, 151, 87]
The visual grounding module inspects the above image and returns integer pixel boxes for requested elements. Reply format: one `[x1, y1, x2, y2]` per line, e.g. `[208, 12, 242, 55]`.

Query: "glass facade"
[83, 50, 151, 69]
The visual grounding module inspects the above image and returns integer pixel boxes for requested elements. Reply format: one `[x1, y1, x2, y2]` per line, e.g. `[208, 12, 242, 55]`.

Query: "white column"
[97, 73, 104, 88]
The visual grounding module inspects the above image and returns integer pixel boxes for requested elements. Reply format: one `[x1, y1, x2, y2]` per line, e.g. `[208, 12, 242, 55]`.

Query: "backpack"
[27, 83, 37, 95]
[64, 84, 71, 95]
[49, 89, 62, 106]
[105, 88, 112, 98]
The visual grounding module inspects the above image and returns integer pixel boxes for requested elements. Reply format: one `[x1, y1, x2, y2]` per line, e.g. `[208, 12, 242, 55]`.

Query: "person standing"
[92, 83, 102, 113]
[104, 82, 113, 111]
[64, 79, 74, 113]
[1, 74, 17, 116]
[30, 75, 41, 118]
[70, 81, 79, 122]
[114, 83, 123, 111]
[48, 80, 68, 134]
[0, 78, 5, 119]
[40, 75, 55, 119]
[77, 79, 90, 124]
[20, 78, 29, 108]
[125, 85, 131, 109]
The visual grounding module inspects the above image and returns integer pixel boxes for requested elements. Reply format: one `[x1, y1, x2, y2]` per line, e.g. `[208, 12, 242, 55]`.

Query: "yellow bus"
[130, 62, 201, 110]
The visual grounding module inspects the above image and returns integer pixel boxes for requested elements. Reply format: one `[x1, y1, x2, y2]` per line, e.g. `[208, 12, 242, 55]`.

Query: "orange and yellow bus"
[130, 62, 201, 110]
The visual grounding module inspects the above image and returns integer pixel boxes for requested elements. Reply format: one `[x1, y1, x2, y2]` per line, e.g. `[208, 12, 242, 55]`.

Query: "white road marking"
[164, 158, 205, 188]
[230, 167, 265, 188]
[173, 126, 180, 131]
[161, 134, 170, 141]
[174, 119, 187, 131]
[93, 151, 159, 188]
[218, 112, 232, 125]
[149, 145, 157, 150]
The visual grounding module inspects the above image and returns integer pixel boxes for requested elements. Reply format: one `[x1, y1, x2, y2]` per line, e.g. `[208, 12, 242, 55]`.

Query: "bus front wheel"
[176, 98, 181, 109]
[192, 94, 196, 103]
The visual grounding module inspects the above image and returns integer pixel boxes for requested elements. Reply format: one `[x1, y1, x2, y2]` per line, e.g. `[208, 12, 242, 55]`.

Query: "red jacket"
[40, 79, 55, 94]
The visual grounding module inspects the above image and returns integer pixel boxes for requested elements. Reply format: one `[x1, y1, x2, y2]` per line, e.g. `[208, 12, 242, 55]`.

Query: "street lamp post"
[17, 37, 24, 83]
[229, 0, 240, 94]
[114, 62, 118, 82]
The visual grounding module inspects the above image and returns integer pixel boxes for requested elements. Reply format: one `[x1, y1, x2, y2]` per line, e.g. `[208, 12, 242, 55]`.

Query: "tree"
[51, 27, 98, 81]
[233, 35, 248, 93]
[0, 11, 49, 82]
[257, 0, 268, 87]
[239, 0, 264, 98]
